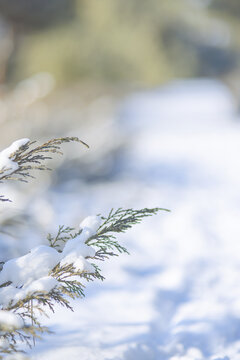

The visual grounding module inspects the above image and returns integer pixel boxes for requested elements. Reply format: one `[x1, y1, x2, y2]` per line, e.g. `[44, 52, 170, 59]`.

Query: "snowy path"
[31, 80, 240, 360]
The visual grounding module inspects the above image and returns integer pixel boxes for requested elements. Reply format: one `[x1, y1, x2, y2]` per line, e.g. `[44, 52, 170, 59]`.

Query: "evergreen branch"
[0, 206, 167, 357]
[0, 137, 89, 184]
[0, 137, 169, 358]
[47, 226, 77, 250]
[86, 207, 170, 255]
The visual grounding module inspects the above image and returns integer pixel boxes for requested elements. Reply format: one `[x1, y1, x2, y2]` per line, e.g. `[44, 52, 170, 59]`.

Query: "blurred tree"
[0, 0, 75, 30]
[11, 0, 193, 85]
[207, 0, 240, 102]
[210, 0, 240, 18]
[0, 0, 75, 84]
[0, 0, 240, 88]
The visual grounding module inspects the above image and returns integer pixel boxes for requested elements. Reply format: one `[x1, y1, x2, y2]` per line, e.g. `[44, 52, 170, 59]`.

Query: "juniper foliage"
[0, 137, 168, 358]
[0, 137, 88, 201]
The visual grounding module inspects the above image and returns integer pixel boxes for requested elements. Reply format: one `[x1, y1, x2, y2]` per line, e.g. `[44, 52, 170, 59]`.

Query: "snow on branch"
[0, 208, 168, 357]
[0, 137, 88, 201]
[0, 136, 169, 358]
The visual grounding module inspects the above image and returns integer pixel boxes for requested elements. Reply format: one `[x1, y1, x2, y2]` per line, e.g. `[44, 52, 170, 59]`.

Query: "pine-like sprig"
[87, 207, 170, 257]
[0, 137, 170, 359]
[0, 137, 88, 201]
[0, 207, 169, 357]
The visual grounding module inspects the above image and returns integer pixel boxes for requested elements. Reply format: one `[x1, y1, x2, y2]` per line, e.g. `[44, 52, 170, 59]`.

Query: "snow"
[79, 215, 102, 235]
[0, 156, 18, 176]
[61, 254, 95, 273]
[61, 245, 95, 272]
[0, 310, 23, 329]
[25, 276, 58, 294]
[0, 139, 30, 158]
[0, 138, 29, 176]
[0, 338, 9, 350]
[0, 245, 60, 307]
[0, 217, 98, 307]
[0, 245, 60, 287]
[60, 217, 98, 272]
[5, 354, 29, 360]
[170, 347, 203, 360]
[60, 215, 99, 268]
[62, 240, 95, 258]
[0, 285, 19, 307]
[0, 276, 59, 307]
[4, 79, 240, 359]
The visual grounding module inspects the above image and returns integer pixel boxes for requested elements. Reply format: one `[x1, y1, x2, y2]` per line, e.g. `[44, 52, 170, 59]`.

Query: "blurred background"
[1, 1, 240, 359]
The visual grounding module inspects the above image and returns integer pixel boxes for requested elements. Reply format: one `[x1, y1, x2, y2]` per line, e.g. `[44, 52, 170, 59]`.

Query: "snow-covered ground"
[29, 79, 240, 360]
